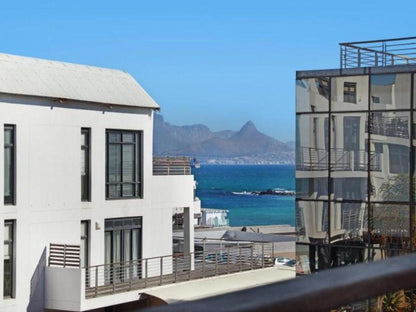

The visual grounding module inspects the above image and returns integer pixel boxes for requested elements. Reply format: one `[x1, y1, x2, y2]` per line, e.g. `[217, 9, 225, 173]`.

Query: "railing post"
[261, 243, 265, 268]
[112, 265, 115, 294]
[188, 253, 192, 280]
[227, 247, 230, 274]
[251, 244, 254, 270]
[129, 261, 132, 290]
[272, 242, 275, 264]
[238, 243, 242, 272]
[95, 266, 98, 297]
[160, 257, 163, 285]
[175, 256, 178, 283]
[215, 253, 218, 276]
[145, 259, 148, 288]
[202, 240, 206, 278]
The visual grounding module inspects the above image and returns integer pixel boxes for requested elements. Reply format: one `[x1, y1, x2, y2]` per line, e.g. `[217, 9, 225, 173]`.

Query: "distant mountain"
[153, 114, 294, 164]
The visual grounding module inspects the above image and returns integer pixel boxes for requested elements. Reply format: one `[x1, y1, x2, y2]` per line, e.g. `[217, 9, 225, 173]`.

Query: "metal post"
[238, 243, 242, 272]
[227, 247, 230, 274]
[188, 253, 192, 280]
[112, 266, 115, 294]
[160, 257, 163, 285]
[215, 253, 218, 276]
[175, 256, 178, 282]
[251, 244, 254, 270]
[262, 243, 265, 268]
[202, 240, 206, 278]
[357, 48, 361, 67]
[95, 266, 98, 297]
[129, 261, 132, 290]
[272, 242, 275, 264]
[145, 259, 148, 288]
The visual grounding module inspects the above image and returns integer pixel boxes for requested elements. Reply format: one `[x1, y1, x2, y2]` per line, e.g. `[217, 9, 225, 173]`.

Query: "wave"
[231, 191, 258, 196]
[231, 188, 295, 196]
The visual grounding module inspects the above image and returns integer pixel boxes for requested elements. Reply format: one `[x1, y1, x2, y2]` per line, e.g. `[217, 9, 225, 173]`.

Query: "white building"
[0, 53, 196, 311]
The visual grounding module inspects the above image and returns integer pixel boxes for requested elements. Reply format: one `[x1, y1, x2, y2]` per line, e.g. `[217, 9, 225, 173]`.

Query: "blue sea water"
[192, 165, 295, 227]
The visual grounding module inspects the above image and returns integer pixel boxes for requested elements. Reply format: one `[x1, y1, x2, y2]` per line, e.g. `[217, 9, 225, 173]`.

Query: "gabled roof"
[0, 53, 160, 109]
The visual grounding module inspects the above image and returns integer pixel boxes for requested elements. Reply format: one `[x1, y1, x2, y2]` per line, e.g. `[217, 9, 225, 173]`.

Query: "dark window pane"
[106, 130, 142, 199]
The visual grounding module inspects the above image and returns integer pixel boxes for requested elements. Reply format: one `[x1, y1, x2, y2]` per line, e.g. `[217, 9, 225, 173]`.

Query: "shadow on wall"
[27, 247, 46, 312]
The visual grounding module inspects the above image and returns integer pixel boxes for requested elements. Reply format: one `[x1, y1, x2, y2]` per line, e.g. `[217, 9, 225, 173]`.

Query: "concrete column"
[183, 207, 195, 270]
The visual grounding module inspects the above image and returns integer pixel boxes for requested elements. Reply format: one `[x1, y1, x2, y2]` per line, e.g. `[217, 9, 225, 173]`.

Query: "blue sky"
[1, 1, 416, 142]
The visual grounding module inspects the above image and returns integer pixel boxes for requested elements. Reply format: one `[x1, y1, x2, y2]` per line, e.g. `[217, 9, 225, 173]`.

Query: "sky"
[1, 1, 416, 142]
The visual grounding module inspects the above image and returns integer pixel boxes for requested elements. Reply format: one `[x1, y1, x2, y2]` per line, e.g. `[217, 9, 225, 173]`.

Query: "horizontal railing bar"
[340, 36, 416, 45]
[143, 253, 416, 312]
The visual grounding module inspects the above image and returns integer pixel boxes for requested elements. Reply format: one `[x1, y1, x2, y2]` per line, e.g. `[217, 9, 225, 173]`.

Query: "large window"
[81, 128, 90, 201]
[4, 220, 15, 298]
[105, 218, 142, 282]
[4, 125, 15, 205]
[106, 130, 142, 199]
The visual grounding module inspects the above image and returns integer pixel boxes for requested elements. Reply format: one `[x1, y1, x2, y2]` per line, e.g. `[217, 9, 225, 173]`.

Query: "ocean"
[192, 165, 295, 227]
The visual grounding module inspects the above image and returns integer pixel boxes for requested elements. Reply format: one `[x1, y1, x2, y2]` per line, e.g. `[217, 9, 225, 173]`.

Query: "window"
[105, 218, 142, 282]
[389, 144, 409, 174]
[4, 220, 15, 298]
[80, 221, 89, 268]
[106, 130, 142, 199]
[4, 125, 15, 205]
[81, 128, 90, 201]
[343, 82, 357, 103]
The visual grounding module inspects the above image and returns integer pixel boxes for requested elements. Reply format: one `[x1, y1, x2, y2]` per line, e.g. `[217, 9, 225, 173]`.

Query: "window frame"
[105, 129, 142, 199]
[343, 82, 357, 104]
[4, 125, 16, 205]
[81, 128, 91, 202]
[4, 220, 15, 299]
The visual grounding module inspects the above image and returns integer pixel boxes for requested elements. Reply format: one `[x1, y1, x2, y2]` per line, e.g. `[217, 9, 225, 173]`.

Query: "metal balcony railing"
[296, 147, 381, 172]
[153, 157, 191, 175]
[144, 253, 416, 312]
[366, 116, 409, 139]
[340, 37, 416, 68]
[84, 242, 274, 298]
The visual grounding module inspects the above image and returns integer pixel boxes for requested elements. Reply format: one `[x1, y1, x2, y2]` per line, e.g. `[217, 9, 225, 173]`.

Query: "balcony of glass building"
[340, 36, 416, 68]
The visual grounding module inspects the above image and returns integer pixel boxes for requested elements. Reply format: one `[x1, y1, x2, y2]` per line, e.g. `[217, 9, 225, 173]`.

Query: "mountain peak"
[240, 120, 257, 132]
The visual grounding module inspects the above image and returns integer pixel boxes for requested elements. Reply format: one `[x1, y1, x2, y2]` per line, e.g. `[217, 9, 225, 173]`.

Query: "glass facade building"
[296, 68, 416, 274]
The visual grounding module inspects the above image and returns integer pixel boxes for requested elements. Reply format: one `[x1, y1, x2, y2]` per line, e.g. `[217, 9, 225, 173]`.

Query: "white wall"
[0, 94, 189, 311]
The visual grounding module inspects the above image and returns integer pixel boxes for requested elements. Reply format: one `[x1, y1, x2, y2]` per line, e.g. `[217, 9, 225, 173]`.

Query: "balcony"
[366, 116, 409, 139]
[296, 147, 381, 172]
[153, 157, 191, 175]
[340, 36, 416, 68]
[45, 241, 276, 311]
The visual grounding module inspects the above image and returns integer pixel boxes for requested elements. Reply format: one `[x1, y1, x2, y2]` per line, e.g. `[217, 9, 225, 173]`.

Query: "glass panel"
[295, 244, 311, 275]
[372, 204, 410, 258]
[113, 231, 121, 263]
[108, 144, 121, 183]
[3, 222, 13, 298]
[81, 239, 87, 268]
[108, 184, 121, 198]
[132, 229, 139, 260]
[122, 184, 134, 197]
[296, 77, 329, 112]
[331, 76, 369, 111]
[81, 131, 87, 146]
[370, 111, 410, 202]
[330, 113, 368, 200]
[4, 147, 11, 198]
[371, 74, 411, 110]
[330, 202, 367, 243]
[104, 231, 111, 284]
[108, 132, 121, 143]
[295, 200, 328, 244]
[123, 133, 135, 143]
[122, 145, 134, 182]
[296, 114, 328, 200]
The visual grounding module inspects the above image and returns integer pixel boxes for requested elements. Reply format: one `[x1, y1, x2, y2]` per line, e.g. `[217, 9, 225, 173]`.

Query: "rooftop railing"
[144, 253, 416, 312]
[153, 157, 191, 175]
[340, 36, 416, 68]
